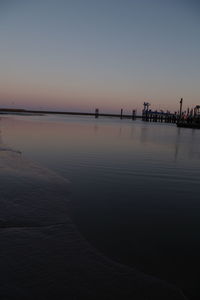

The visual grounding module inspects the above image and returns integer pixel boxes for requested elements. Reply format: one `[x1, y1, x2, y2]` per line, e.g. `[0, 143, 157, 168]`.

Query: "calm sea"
[1, 114, 200, 299]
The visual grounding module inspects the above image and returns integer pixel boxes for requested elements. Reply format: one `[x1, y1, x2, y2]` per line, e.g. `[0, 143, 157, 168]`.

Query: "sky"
[0, 0, 200, 113]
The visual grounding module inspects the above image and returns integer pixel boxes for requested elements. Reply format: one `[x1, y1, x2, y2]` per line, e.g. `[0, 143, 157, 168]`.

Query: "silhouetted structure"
[95, 108, 99, 118]
[143, 102, 150, 114]
[132, 110, 136, 120]
[120, 109, 123, 119]
[142, 104, 178, 123]
[177, 102, 200, 128]
[179, 98, 183, 119]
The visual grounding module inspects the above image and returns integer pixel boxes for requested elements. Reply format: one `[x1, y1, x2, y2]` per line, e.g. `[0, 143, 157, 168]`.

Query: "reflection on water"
[1, 115, 200, 299]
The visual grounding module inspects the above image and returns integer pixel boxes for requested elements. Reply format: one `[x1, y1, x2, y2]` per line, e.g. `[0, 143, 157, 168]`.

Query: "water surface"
[1, 114, 200, 299]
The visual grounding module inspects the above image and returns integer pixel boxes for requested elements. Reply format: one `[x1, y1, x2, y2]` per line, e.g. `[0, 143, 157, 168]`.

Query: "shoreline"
[0, 108, 141, 119]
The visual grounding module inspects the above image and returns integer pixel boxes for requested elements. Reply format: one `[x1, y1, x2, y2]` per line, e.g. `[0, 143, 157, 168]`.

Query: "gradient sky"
[0, 0, 200, 113]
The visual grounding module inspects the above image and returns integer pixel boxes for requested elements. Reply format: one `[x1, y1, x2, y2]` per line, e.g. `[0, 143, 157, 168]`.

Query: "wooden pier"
[176, 102, 200, 129]
[0, 105, 185, 125]
[142, 111, 178, 123]
[0, 108, 138, 120]
[141, 102, 178, 124]
[2, 99, 200, 129]
[0, 107, 178, 123]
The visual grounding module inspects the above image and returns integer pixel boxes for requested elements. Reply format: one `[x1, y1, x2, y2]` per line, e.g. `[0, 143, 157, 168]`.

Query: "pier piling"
[95, 108, 99, 118]
[120, 109, 123, 119]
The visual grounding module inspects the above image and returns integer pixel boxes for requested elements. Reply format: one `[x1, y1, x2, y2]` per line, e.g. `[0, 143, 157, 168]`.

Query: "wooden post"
[120, 108, 123, 119]
[132, 110, 136, 120]
[179, 98, 183, 120]
[95, 108, 99, 118]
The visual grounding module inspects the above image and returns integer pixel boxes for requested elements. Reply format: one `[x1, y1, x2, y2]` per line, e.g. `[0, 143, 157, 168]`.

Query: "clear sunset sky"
[0, 0, 199, 113]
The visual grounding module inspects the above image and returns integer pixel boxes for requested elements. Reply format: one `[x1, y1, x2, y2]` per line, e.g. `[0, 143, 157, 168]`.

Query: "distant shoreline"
[0, 108, 141, 119]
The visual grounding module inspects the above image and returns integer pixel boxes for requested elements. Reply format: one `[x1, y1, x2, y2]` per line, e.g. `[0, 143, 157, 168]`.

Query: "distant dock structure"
[177, 99, 200, 128]
[1, 100, 199, 128]
[142, 102, 178, 123]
